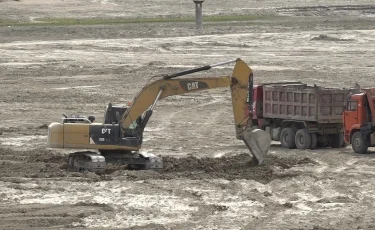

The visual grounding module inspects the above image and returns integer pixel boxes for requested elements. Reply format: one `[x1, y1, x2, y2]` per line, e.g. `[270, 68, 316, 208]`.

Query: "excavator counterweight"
[47, 58, 271, 173]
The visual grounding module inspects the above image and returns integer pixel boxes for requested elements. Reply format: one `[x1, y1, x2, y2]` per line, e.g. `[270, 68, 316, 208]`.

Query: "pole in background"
[193, 0, 205, 29]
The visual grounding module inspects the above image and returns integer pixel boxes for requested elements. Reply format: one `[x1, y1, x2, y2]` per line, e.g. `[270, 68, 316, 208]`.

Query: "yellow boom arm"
[118, 58, 271, 164]
[120, 59, 250, 135]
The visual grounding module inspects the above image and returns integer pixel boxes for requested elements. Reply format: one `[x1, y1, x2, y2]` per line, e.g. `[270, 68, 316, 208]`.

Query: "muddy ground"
[1, 0, 375, 229]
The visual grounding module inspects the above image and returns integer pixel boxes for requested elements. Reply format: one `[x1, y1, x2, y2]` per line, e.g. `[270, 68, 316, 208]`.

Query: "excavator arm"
[119, 58, 271, 164]
[120, 59, 249, 130]
[119, 77, 233, 129]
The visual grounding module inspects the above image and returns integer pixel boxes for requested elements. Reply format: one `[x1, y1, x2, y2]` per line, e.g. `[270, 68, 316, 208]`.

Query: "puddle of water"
[0, 62, 44, 66]
[52, 85, 101, 90]
[0, 135, 46, 147]
[213, 151, 230, 158]
[144, 127, 164, 132]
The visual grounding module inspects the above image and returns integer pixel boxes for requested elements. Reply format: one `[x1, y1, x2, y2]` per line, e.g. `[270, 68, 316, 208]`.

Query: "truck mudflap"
[242, 128, 272, 165]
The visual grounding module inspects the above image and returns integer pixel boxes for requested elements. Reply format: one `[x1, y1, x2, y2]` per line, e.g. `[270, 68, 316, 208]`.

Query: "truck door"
[343, 100, 359, 139]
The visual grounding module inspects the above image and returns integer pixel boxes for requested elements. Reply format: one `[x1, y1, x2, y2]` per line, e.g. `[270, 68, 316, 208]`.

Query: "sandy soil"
[0, 0, 375, 229]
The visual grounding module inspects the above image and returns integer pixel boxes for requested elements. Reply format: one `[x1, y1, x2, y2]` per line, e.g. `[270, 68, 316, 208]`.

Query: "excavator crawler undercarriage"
[67, 151, 163, 174]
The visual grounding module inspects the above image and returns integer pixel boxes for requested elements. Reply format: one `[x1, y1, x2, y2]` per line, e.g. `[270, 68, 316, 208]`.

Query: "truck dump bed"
[262, 83, 359, 123]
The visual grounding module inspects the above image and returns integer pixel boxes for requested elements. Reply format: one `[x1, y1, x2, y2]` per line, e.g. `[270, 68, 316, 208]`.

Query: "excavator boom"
[118, 58, 270, 164]
[121, 59, 250, 132]
[47, 58, 271, 173]
[119, 76, 232, 129]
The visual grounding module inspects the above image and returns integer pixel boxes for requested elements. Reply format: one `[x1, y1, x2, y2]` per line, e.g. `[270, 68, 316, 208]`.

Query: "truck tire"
[330, 133, 344, 148]
[280, 127, 296, 149]
[295, 129, 312, 149]
[310, 133, 318, 150]
[351, 131, 369, 154]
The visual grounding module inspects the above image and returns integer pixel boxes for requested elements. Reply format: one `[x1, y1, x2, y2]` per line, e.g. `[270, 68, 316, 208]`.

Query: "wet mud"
[0, 147, 315, 183]
[124, 154, 316, 183]
[0, 0, 375, 229]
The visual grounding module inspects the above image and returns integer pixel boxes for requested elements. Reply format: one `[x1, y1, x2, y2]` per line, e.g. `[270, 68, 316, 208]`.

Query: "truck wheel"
[295, 129, 312, 149]
[351, 132, 369, 154]
[310, 133, 318, 150]
[330, 133, 344, 148]
[280, 127, 296, 149]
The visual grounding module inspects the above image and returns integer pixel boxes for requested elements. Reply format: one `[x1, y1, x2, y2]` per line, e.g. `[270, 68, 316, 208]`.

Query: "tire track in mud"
[0, 203, 112, 229]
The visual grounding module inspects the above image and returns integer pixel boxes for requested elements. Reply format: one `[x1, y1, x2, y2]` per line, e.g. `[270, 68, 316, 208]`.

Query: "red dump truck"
[343, 87, 375, 153]
[248, 82, 359, 149]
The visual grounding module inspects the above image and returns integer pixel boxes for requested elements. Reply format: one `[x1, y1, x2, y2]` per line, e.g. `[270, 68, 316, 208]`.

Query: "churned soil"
[1, 0, 375, 229]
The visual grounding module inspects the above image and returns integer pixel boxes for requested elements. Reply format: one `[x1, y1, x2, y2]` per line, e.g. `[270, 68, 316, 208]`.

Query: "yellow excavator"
[47, 58, 271, 173]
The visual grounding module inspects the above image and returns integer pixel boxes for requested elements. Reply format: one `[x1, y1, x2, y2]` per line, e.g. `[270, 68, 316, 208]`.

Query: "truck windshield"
[347, 100, 357, 111]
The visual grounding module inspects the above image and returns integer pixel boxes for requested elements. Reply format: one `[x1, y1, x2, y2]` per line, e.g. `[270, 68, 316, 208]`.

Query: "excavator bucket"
[242, 127, 272, 165]
[230, 58, 271, 165]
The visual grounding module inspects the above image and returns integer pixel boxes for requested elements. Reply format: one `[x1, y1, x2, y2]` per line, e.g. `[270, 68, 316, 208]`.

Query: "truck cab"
[343, 88, 375, 153]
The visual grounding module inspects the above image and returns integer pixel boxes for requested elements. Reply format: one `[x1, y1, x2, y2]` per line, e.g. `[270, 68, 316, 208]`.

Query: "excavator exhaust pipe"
[242, 127, 272, 165]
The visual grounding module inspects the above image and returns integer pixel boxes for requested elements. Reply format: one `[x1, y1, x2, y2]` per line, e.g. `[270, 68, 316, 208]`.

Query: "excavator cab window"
[104, 104, 128, 124]
[123, 116, 143, 138]
[347, 100, 357, 111]
[129, 120, 138, 129]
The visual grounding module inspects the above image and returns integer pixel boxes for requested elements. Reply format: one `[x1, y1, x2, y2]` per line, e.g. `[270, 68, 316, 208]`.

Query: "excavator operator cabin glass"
[129, 121, 138, 129]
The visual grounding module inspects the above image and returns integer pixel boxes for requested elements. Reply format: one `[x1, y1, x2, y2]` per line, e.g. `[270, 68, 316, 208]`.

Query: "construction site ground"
[1, 0, 375, 229]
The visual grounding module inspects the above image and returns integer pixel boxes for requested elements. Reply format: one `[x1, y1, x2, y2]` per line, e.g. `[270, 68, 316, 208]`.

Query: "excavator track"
[67, 152, 107, 174]
[67, 151, 163, 174]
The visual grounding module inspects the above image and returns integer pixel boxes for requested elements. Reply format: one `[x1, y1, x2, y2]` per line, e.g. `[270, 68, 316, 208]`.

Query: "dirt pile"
[0, 147, 316, 183]
[122, 154, 317, 183]
[310, 34, 355, 42]
[0, 147, 72, 179]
